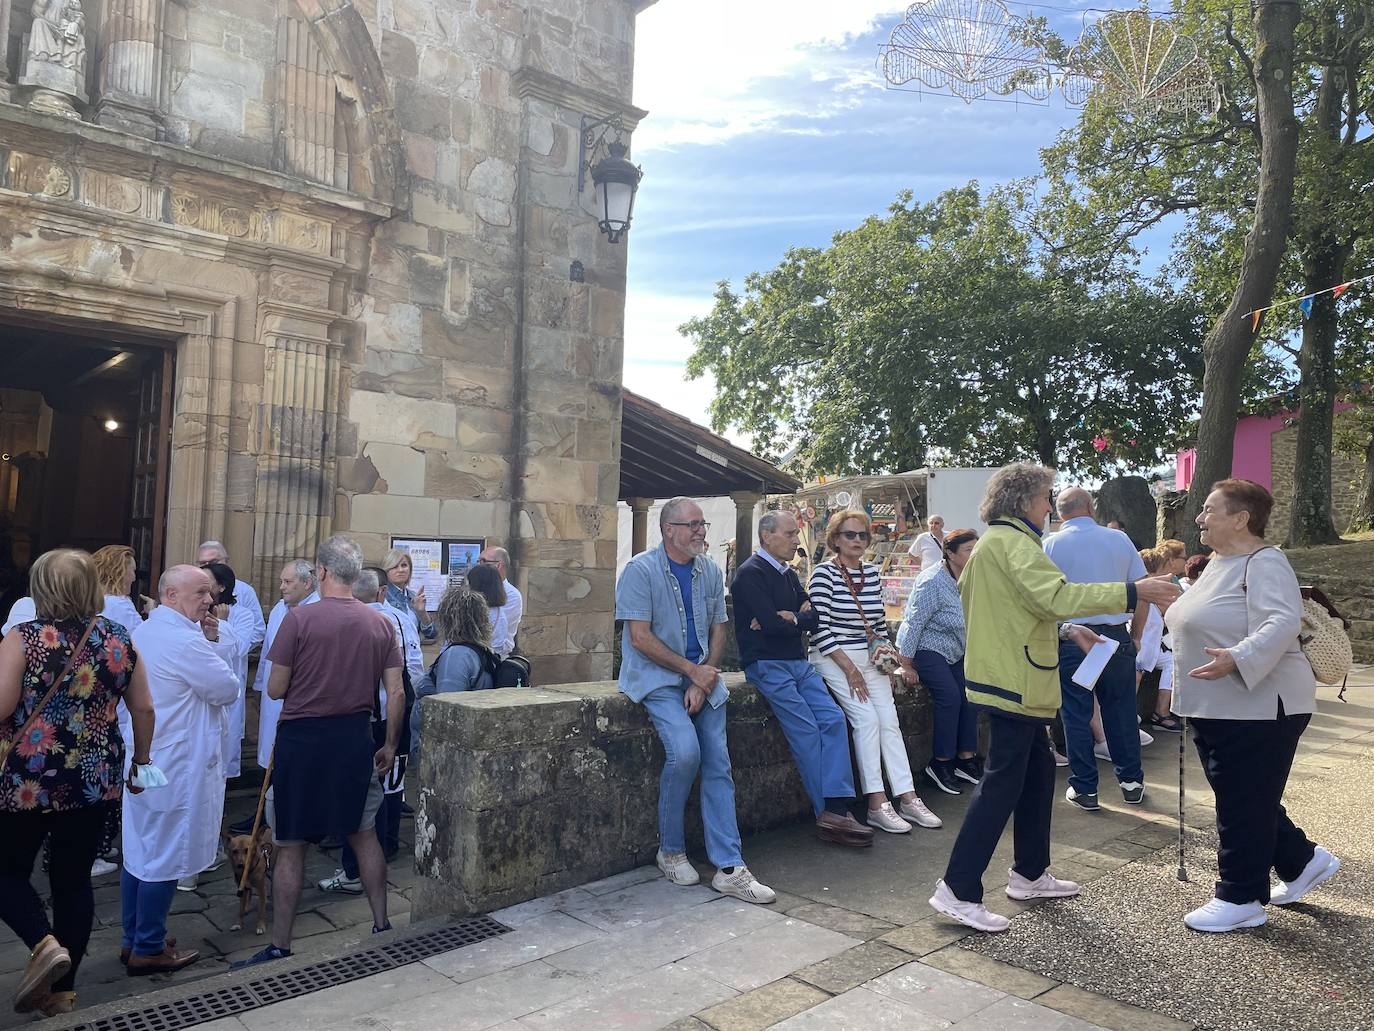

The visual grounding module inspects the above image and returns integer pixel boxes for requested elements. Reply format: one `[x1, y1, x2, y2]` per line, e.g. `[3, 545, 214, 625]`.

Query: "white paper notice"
[1071, 636, 1120, 691]
[393, 539, 445, 611]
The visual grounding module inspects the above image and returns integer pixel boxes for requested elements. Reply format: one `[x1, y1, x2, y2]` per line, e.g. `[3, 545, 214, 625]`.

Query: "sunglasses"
[839, 530, 870, 542]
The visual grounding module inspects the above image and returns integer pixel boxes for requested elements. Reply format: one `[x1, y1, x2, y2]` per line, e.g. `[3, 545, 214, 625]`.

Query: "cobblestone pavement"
[13, 677, 1374, 1030]
[0, 794, 418, 1030]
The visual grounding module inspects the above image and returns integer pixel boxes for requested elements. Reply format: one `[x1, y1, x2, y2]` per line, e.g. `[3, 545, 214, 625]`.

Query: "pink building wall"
[1176, 403, 1351, 491]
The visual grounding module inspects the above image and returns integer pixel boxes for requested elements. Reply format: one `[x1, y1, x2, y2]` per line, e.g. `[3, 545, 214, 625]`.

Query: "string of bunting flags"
[1248, 272, 1374, 334]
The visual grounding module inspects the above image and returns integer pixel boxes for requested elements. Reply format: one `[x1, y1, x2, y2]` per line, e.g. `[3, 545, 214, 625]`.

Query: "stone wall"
[410, 673, 937, 919]
[1268, 411, 1365, 540]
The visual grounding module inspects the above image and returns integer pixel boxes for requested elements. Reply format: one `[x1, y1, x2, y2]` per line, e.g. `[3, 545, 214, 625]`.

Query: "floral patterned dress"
[2, 617, 136, 813]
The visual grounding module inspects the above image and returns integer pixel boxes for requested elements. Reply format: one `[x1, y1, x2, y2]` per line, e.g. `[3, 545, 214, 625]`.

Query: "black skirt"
[273, 712, 373, 843]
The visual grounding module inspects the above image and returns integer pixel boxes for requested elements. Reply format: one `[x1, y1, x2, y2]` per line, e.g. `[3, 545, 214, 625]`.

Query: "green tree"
[682, 185, 1204, 479]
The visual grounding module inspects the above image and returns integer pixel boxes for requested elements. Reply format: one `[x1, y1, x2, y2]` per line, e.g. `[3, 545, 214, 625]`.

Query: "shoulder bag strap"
[1240, 545, 1280, 593]
[0, 615, 100, 769]
[835, 563, 880, 642]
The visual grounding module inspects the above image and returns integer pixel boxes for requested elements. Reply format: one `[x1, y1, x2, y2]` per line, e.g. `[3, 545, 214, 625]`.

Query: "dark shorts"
[268, 712, 375, 845]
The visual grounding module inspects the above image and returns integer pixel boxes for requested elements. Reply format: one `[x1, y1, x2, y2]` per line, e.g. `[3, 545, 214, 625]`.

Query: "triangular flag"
[1251, 309, 1265, 334]
[1299, 296, 1313, 319]
[1333, 283, 1349, 299]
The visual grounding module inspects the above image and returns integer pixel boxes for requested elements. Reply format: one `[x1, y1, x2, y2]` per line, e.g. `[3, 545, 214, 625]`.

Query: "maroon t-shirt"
[268, 597, 403, 721]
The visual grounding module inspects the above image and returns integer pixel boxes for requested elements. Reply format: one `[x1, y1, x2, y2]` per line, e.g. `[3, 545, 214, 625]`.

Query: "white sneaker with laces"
[656, 849, 700, 886]
[1007, 868, 1080, 900]
[1093, 741, 1112, 762]
[928, 879, 1010, 932]
[1139, 728, 1154, 746]
[1184, 897, 1266, 932]
[898, 796, 942, 829]
[318, 870, 364, 895]
[90, 858, 118, 878]
[866, 802, 912, 834]
[711, 866, 775, 904]
[176, 874, 198, 892]
[1271, 847, 1340, 906]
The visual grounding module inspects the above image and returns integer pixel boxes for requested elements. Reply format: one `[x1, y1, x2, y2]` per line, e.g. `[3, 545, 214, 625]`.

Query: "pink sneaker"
[928, 879, 1010, 933]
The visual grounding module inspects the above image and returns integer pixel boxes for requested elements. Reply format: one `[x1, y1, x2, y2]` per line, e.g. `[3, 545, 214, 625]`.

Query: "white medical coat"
[221, 580, 266, 777]
[124, 606, 240, 882]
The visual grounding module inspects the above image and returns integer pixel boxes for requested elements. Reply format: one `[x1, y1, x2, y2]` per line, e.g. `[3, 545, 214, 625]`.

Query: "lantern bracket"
[578, 112, 629, 193]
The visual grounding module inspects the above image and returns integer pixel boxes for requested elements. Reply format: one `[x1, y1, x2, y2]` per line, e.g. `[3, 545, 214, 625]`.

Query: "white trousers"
[811, 646, 915, 797]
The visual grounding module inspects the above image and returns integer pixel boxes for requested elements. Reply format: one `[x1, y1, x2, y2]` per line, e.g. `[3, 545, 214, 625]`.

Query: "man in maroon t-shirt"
[235, 535, 403, 969]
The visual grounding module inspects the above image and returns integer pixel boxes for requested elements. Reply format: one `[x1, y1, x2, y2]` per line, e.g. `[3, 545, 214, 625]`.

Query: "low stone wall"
[411, 673, 935, 919]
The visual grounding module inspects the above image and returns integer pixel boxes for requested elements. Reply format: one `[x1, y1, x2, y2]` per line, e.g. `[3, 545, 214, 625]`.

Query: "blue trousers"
[642, 684, 743, 869]
[912, 652, 977, 760]
[747, 659, 854, 815]
[1058, 625, 1143, 794]
[120, 867, 177, 957]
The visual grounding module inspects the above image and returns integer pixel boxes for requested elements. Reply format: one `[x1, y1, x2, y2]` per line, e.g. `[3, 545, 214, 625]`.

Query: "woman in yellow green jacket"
[928, 463, 1179, 932]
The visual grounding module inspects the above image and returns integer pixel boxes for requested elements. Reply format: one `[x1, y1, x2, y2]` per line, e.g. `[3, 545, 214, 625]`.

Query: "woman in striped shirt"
[809, 509, 941, 834]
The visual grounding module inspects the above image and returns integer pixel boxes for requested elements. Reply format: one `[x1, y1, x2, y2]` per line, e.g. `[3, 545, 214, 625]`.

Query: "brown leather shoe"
[126, 946, 200, 976]
[816, 810, 875, 847]
[14, 935, 71, 1013]
[119, 935, 176, 966]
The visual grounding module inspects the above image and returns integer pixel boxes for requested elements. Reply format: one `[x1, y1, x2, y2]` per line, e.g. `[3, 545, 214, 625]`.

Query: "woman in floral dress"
[0, 549, 154, 1016]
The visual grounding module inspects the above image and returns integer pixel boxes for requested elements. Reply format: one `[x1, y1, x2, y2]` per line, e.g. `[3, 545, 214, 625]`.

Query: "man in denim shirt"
[616, 496, 775, 904]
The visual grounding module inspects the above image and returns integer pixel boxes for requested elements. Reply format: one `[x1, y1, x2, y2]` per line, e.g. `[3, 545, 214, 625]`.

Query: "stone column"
[95, 0, 165, 137]
[251, 314, 340, 594]
[0, 0, 12, 102]
[628, 496, 652, 555]
[731, 491, 763, 569]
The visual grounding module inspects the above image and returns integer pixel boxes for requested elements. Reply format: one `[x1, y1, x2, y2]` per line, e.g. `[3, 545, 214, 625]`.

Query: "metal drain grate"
[69, 915, 510, 1031]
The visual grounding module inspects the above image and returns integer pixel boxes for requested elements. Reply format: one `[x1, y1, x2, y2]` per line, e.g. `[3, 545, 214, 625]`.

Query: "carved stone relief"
[19, 0, 88, 117]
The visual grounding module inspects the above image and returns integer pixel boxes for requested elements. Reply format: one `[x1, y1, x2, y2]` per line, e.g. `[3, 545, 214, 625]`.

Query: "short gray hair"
[660, 496, 698, 529]
[283, 558, 316, 587]
[757, 510, 790, 539]
[197, 539, 228, 561]
[979, 463, 1056, 524]
[317, 534, 363, 585]
[351, 567, 381, 603]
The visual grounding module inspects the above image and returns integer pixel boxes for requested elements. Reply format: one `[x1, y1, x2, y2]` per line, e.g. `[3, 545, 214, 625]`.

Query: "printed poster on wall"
[390, 537, 487, 611]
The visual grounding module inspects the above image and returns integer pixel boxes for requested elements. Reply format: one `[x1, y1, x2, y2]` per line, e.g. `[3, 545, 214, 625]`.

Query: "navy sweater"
[731, 552, 820, 666]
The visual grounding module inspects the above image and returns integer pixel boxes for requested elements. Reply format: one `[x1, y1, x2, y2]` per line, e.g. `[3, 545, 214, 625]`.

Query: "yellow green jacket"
[959, 516, 1135, 721]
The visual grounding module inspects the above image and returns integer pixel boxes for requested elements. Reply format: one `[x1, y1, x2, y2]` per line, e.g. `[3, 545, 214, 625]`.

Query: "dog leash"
[238, 750, 274, 898]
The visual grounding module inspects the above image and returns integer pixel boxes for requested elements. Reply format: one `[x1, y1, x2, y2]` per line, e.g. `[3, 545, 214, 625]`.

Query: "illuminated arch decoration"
[1063, 10, 1214, 115]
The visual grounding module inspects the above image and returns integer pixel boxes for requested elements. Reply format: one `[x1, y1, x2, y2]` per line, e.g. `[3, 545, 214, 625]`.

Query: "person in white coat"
[227, 560, 319, 836]
[122, 565, 239, 975]
[479, 547, 523, 657]
[197, 541, 266, 780]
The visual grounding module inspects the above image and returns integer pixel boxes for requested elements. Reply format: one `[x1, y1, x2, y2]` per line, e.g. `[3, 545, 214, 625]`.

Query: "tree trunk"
[1181, 0, 1302, 551]
[1354, 429, 1374, 533]
[1286, 30, 1351, 548]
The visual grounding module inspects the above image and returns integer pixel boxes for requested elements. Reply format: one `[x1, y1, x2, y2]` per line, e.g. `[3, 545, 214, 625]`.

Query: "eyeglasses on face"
[667, 520, 710, 531]
[839, 530, 870, 541]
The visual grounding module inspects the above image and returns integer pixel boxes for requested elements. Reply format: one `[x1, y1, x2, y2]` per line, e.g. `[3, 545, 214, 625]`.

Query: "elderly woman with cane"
[928, 464, 1179, 932]
[1166, 479, 1338, 932]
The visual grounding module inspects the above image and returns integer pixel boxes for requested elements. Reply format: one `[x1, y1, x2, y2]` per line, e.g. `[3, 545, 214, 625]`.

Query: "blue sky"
[623, 1, 1153, 442]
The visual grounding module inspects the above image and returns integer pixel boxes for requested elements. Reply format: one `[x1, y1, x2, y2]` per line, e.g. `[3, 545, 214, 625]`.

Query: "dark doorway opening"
[0, 319, 174, 622]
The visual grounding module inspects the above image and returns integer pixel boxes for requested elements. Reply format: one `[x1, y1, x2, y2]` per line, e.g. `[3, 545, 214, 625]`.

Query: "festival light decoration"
[1062, 10, 1214, 115]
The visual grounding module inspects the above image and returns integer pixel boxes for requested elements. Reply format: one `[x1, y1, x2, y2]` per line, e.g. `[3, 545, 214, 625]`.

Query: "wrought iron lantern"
[579, 114, 642, 244]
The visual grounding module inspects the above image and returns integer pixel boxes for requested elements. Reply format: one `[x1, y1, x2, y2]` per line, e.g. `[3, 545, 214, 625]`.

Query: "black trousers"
[1191, 703, 1316, 904]
[0, 805, 106, 992]
[943, 710, 1054, 903]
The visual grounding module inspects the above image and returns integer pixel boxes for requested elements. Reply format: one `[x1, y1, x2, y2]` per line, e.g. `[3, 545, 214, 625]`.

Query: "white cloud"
[632, 1, 909, 151]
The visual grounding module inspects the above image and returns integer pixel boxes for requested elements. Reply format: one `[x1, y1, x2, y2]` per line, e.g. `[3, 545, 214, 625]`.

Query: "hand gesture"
[897, 656, 919, 686]
[683, 683, 708, 715]
[1067, 624, 1106, 656]
[138, 595, 156, 616]
[373, 745, 396, 777]
[411, 584, 427, 617]
[1134, 576, 1181, 610]
[687, 663, 719, 693]
[213, 602, 230, 622]
[844, 664, 869, 702]
[1188, 647, 1237, 680]
[201, 611, 220, 642]
[776, 610, 797, 624]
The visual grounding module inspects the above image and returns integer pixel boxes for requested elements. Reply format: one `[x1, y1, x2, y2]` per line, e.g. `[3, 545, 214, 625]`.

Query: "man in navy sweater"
[732, 512, 872, 847]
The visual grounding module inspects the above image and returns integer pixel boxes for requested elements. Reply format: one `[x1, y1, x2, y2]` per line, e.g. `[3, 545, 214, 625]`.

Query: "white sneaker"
[866, 802, 912, 834]
[898, 796, 942, 829]
[91, 858, 118, 878]
[1007, 868, 1080, 900]
[1093, 741, 1112, 762]
[1271, 847, 1340, 906]
[318, 869, 363, 895]
[1139, 729, 1154, 747]
[205, 845, 227, 873]
[711, 866, 776, 904]
[1184, 897, 1266, 932]
[928, 879, 1010, 933]
[656, 850, 700, 886]
[176, 875, 198, 892]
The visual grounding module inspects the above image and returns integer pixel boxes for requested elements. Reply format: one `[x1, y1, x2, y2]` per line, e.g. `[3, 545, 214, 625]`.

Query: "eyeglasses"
[667, 521, 711, 531]
[839, 530, 870, 541]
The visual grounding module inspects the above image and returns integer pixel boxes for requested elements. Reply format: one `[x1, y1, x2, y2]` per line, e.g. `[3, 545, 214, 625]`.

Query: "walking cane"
[238, 752, 273, 898]
[1176, 717, 1188, 882]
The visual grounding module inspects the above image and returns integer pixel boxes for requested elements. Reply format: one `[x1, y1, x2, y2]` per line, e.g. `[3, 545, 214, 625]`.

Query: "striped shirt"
[808, 560, 884, 656]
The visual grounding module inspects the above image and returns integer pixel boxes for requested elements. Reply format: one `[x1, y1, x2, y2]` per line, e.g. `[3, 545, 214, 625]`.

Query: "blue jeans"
[912, 652, 977, 760]
[641, 684, 743, 869]
[1058, 625, 1143, 794]
[746, 659, 854, 815]
[120, 867, 177, 957]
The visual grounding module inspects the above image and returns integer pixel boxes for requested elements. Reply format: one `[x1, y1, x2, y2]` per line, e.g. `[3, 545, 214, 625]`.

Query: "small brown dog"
[225, 824, 273, 935]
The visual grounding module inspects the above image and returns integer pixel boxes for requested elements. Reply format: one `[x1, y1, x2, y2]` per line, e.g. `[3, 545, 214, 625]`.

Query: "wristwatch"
[1058, 623, 1077, 640]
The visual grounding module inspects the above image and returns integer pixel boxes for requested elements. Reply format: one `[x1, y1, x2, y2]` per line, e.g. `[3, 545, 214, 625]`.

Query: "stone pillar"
[628, 497, 652, 555]
[731, 491, 762, 569]
[0, 0, 13, 101]
[95, 0, 165, 137]
[251, 312, 340, 595]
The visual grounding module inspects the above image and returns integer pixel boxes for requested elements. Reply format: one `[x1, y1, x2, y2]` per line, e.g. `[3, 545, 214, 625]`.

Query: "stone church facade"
[0, 0, 652, 683]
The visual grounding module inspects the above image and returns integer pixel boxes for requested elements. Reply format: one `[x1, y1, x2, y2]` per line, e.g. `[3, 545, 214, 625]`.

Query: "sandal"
[1149, 713, 1183, 733]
